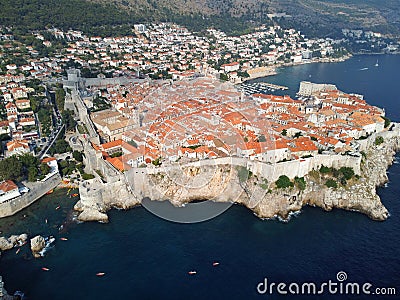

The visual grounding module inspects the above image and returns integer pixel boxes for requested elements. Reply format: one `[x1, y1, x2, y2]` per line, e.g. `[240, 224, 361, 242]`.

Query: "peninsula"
[0, 21, 398, 223]
[68, 74, 397, 222]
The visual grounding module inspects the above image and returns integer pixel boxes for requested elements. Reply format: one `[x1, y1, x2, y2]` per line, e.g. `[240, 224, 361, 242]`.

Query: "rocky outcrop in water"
[30, 235, 45, 258]
[74, 179, 140, 223]
[0, 234, 28, 251]
[75, 207, 109, 223]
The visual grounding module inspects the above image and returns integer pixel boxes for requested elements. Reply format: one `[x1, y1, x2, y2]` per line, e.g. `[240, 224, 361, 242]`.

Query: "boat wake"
[38, 236, 56, 257]
[277, 210, 302, 222]
[258, 210, 302, 222]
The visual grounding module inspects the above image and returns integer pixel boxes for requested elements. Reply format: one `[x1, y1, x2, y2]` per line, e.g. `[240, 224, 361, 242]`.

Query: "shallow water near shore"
[1, 55, 400, 299]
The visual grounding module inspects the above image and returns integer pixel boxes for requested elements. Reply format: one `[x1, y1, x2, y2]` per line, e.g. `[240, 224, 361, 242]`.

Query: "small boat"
[375, 59, 379, 67]
[360, 67, 368, 71]
[72, 193, 78, 197]
[45, 219, 48, 224]
[212, 262, 220, 266]
[96, 272, 105, 276]
[46, 189, 54, 195]
[41, 267, 50, 271]
[16, 248, 21, 254]
[55, 206, 60, 210]
[188, 271, 197, 275]
[60, 237, 68, 241]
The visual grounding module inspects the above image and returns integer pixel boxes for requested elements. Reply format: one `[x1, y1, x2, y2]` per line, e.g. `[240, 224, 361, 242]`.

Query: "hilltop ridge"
[1, 0, 400, 37]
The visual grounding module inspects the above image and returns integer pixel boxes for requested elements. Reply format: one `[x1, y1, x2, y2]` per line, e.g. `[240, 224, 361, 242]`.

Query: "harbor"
[237, 82, 289, 95]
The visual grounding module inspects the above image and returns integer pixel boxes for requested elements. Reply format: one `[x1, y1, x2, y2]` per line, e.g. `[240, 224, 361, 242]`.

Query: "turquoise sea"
[0, 55, 400, 299]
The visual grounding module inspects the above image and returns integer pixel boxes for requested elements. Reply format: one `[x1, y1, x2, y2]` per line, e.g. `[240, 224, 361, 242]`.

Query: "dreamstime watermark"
[256, 271, 397, 296]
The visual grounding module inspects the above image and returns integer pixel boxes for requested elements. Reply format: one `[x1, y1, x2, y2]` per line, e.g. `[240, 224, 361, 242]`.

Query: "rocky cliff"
[74, 132, 400, 223]
[74, 179, 140, 222]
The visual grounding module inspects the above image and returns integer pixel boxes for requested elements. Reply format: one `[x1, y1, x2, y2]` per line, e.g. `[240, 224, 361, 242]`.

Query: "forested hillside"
[0, 0, 399, 37]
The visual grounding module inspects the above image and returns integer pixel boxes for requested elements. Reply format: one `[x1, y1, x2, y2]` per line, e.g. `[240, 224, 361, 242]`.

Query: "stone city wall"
[0, 174, 61, 218]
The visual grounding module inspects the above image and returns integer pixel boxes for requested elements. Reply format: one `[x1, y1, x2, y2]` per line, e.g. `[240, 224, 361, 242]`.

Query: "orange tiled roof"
[42, 157, 56, 163]
[101, 139, 123, 150]
[106, 156, 125, 171]
[0, 180, 18, 193]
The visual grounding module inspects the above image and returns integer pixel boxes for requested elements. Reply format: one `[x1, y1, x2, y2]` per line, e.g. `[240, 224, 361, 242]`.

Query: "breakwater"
[0, 174, 61, 218]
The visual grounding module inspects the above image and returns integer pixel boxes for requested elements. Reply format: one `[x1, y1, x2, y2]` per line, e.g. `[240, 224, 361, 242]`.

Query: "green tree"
[319, 165, 331, 174]
[382, 116, 391, 128]
[19, 153, 39, 169]
[325, 179, 338, 189]
[55, 88, 66, 111]
[28, 166, 38, 182]
[40, 163, 51, 175]
[59, 160, 68, 169]
[0, 156, 23, 181]
[38, 107, 52, 136]
[73, 150, 84, 162]
[30, 97, 40, 113]
[62, 110, 77, 131]
[375, 136, 384, 146]
[275, 175, 294, 189]
[110, 152, 123, 158]
[339, 167, 354, 180]
[0, 134, 11, 141]
[82, 173, 95, 180]
[50, 139, 72, 155]
[219, 73, 229, 81]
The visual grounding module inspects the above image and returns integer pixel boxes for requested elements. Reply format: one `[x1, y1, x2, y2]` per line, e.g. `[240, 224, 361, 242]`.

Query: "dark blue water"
[1, 55, 400, 299]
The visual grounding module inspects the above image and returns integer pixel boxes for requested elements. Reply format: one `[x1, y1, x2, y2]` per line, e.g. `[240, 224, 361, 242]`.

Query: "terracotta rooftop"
[0, 180, 18, 193]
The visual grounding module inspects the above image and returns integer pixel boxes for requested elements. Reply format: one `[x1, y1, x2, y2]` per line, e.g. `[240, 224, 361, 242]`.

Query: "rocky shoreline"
[74, 128, 400, 223]
[0, 234, 48, 299]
